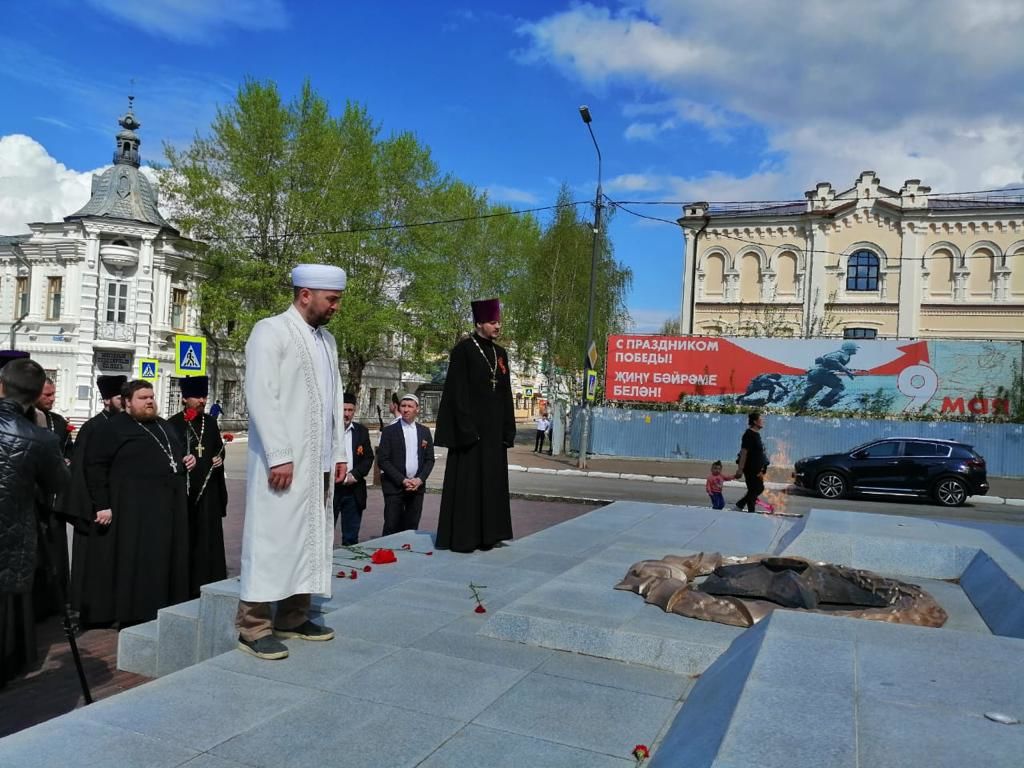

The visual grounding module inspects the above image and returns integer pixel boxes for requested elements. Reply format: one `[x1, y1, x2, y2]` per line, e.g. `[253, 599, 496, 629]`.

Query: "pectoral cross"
[490, 376, 497, 391]
[169, 459, 177, 472]
[196, 445, 204, 457]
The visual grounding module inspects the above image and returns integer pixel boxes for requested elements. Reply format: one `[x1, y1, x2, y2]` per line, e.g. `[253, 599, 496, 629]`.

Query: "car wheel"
[934, 477, 968, 507]
[816, 471, 847, 499]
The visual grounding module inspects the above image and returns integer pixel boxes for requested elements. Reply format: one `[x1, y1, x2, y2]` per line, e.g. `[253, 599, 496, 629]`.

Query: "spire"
[114, 94, 141, 168]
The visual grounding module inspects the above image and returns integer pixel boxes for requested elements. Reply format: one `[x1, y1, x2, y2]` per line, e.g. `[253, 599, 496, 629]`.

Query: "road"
[222, 442, 1024, 527]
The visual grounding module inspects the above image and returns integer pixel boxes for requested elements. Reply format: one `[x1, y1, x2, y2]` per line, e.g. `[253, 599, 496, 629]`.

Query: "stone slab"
[116, 619, 158, 677]
[156, 598, 201, 677]
[198, 579, 242, 661]
[959, 549, 1024, 638]
[419, 724, 633, 767]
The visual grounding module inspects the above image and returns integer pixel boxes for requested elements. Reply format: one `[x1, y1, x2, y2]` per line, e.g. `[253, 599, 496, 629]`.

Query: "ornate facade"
[680, 171, 1024, 340]
[0, 100, 240, 421]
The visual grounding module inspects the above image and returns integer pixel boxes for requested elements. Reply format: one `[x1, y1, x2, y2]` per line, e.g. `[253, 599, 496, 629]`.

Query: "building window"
[221, 380, 238, 416]
[846, 250, 879, 291]
[171, 289, 188, 331]
[106, 282, 129, 323]
[844, 328, 877, 340]
[46, 277, 62, 320]
[14, 276, 30, 319]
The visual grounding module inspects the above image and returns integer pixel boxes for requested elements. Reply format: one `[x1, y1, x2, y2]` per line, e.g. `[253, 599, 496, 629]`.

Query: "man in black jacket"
[377, 394, 434, 536]
[0, 355, 70, 687]
[334, 392, 374, 545]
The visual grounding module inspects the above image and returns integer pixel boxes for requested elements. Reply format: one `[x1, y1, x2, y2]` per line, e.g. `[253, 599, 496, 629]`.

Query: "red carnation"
[425, 551, 433, 556]
[222, 433, 235, 442]
[474, 604, 486, 614]
[348, 569, 358, 580]
[370, 549, 397, 564]
[632, 744, 650, 765]
[401, 543, 412, 550]
[362, 565, 372, 573]
[183, 407, 199, 422]
[66, 423, 76, 433]
[336, 570, 346, 578]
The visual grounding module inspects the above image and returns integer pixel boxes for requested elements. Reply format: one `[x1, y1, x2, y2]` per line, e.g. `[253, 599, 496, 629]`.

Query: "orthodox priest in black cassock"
[83, 380, 190, 625]
[435, 298, 517, 553]
[68, 375, 127, 626]
[167, 375, 228, 598]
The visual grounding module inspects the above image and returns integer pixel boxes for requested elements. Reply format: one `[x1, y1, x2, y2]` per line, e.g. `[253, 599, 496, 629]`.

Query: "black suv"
[792, 438, 989, 507]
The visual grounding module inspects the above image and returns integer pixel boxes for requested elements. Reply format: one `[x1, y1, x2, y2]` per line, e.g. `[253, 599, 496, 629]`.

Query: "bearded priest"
[83, 380, 193, 625]
[236, 264, 348, 661]
[168, 375, 228, 598]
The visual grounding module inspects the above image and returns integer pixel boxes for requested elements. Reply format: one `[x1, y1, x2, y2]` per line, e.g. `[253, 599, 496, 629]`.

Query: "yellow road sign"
[174, 335, 207, 376]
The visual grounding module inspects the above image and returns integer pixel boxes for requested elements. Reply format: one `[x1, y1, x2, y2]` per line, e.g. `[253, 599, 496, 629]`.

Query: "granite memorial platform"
[0, 501, 1021, 767]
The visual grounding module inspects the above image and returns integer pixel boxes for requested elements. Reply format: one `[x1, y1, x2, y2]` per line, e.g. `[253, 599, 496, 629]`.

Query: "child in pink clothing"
[706, 460, 725, 509]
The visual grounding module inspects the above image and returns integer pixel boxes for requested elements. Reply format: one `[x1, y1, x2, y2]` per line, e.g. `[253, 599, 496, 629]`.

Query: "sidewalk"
[504, 444, 1024, 504]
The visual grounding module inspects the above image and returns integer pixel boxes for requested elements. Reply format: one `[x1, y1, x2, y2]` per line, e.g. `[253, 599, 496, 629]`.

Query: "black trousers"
[735, 472, 765, 513]
[333, 493, 362, 546]
[382, 492, 424, 536]
[534, 429, 546, 452]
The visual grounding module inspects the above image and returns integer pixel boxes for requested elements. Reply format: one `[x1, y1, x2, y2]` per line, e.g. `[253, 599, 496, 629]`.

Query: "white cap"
[291, 264, 347, 290]
[399, 393, 419, 406]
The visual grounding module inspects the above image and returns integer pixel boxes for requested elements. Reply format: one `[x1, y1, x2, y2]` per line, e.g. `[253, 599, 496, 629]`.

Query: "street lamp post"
[577, 105, 602, 470]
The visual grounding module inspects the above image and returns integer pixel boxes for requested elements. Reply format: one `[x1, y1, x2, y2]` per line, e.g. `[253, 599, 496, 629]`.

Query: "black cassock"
[435, 334, 516, 552]
[67, 411, 116, 624]
[167, 411, 228, 597]
[83, 413, 190, 624]
[31, 409, 75, 619]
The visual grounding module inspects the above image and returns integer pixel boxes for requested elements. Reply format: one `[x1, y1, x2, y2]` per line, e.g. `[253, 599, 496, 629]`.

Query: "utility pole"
[577, 105, 602, 469]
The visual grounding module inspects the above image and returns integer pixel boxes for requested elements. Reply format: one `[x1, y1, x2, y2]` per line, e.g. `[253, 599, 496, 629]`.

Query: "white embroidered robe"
[239, 305, 346, 602]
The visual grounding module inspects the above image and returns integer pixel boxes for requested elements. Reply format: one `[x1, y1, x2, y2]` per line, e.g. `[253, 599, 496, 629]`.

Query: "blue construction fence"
[569, 407, 1024, 478]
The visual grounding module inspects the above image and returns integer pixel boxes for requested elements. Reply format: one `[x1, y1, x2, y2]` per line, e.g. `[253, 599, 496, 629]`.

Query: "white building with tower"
[0, 99, 239, 422]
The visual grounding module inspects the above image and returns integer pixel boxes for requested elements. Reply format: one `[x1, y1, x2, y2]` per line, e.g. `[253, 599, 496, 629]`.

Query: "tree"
[513, 184, 631, 403]
[658, 317, 682, 335]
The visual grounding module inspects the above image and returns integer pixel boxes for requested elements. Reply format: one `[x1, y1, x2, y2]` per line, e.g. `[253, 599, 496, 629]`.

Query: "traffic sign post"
[587, 341, 599, 370]
[584, 368, 598, 402]
[137, 358, 159, 381]
[174, 335, 207, 376]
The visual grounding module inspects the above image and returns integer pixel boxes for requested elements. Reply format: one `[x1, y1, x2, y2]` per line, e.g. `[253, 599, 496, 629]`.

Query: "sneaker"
[237, 634, 289, 660]
[272, 620, 335, 641]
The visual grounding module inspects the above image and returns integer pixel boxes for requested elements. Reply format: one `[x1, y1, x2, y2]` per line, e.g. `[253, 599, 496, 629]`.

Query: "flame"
[760, 438, 792, 516]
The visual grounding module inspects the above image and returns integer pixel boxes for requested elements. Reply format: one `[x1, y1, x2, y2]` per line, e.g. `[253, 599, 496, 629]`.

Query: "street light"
[577, 105, 602, 469]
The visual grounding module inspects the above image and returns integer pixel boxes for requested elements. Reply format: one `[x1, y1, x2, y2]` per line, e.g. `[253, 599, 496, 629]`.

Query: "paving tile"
[747, 632, 854, 696]
[474, 672, 677, 756]
[320, 601, 458, 646]
[419, 724, 632, 767]
[857, 696, 1024, 768]
[78, 664, 312, 752]
[180, 754, 252, 768]
[333, 647, 527, 720]
[412, 620, 555, 671]
[208, 634, 399, 690]
[0, 714, 200, 768]
[537, 650, 694, 700]
[211, 693, 464, 768]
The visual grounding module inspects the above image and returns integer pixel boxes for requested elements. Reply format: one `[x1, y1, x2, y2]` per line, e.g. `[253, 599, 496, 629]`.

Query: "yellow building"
[679, 171, 1024, 340]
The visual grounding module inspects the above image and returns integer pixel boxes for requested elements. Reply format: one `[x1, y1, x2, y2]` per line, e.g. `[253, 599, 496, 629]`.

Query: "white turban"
[291, 264, 347, 290]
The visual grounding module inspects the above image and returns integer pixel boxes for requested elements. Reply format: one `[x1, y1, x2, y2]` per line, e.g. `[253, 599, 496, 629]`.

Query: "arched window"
[846, 250, 879, 291]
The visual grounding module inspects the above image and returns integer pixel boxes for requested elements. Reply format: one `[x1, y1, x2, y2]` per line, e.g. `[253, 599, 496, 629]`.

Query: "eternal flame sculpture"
[615, 553, 947, 628]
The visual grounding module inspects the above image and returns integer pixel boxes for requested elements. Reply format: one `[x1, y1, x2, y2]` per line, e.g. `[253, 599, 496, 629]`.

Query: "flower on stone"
[401, 543, 412, 550]
[363, 565, 372, 573]
[222, 433, 235, 442]
[349, 569, 358, 580]
[632, 744, 650, 765]
[474, 604, 486, 614]
[184, 407, 199, 422]
[370, 548, 397, 564]
[469, 582, 488, 614]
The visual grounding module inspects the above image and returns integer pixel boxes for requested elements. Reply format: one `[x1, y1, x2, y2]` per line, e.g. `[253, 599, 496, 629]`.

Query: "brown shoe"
[272, 621, 335, 641]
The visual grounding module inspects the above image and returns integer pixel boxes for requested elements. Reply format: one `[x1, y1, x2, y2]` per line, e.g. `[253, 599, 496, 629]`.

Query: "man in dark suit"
[377, 394, 434, 536]
[334, 392, 374, 545]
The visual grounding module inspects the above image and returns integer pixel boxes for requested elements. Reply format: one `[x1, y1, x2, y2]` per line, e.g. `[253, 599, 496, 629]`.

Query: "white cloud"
[84, 0, 288, 44]
[0, 135, 163, 235]
[521, 1, 1024, 197]
[484, 184, 540, 205]
[0, 135, 98, 234]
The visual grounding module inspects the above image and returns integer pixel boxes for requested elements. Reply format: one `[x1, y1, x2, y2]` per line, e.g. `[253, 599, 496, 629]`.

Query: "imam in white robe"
[239, 305, 346, 602]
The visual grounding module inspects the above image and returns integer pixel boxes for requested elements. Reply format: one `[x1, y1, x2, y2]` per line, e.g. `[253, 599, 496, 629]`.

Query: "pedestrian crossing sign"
[138, 358, 159, 381]
[174, 335, 207, 376]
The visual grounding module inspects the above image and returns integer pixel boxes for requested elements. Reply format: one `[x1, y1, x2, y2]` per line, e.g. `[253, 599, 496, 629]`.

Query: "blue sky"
[2, 1, 1023, 330]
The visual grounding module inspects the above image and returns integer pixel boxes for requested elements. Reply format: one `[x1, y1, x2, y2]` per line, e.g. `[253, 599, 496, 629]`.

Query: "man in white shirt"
[534, 412, 550, 453]
[376, 394, 434, 536]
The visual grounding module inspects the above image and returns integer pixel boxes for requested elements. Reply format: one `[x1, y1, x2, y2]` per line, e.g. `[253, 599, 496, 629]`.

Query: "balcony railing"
[96, 321, 136, 342]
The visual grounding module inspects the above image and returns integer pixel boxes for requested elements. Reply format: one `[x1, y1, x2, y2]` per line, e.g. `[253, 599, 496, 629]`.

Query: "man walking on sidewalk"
[734, 411, 769, 514]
